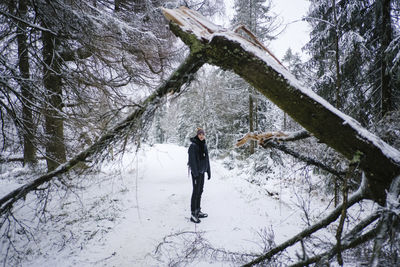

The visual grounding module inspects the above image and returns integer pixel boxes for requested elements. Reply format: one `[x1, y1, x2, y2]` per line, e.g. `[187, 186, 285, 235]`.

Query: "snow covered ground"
[67, 144, 303, 266]
[1, 143, 374, 266]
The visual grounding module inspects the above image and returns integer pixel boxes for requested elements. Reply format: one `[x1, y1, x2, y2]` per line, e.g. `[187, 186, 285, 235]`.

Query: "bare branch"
[0, 9, 57, 35]
[0, 52, 205, 216]
[289, 227, 378, 267]
[59, 47, 92, 62]
[242, 176, 367, 266]
[336, 154, 360, 265]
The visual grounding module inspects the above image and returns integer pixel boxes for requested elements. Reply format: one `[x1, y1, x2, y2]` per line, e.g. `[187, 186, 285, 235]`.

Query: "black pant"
[191, 173, 205, 214]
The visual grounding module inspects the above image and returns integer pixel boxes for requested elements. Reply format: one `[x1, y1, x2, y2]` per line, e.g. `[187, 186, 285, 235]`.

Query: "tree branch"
[242, 176, 368, 266]
[262, 141, 346, 179]
[236, 130, 311, 147]
[289, 226, 378, 267]
[0, 52, 205, 216]
[0, 9, 57, 35]
[336, 154, 360, 265]
[59, 47, 93, 62]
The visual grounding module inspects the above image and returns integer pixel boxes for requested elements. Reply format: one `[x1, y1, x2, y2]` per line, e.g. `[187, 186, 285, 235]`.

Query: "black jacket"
[188, 136, 211, 178]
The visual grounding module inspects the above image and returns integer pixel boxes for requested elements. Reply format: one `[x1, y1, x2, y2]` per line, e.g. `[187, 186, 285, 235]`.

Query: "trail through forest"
[34, 144, 304, 266]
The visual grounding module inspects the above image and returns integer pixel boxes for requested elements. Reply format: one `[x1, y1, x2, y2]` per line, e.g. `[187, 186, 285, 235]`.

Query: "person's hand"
[207, 173, 211, 180]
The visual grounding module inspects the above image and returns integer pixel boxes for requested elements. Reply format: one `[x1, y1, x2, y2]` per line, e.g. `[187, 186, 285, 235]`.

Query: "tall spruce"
[305, 0, 400, 125]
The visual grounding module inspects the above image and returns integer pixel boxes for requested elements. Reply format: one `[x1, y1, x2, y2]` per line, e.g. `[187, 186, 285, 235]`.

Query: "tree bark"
[332, 0, 341, 207]
[380, 0, 393, 117]
[42, 30, 66, 172]
[162, 6, 400, 204]
[17, 0, 36, 165]
[249, 88, 255, 154]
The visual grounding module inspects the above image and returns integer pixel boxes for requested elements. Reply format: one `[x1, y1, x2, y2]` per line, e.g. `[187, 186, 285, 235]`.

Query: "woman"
[188, 128, 211, 223]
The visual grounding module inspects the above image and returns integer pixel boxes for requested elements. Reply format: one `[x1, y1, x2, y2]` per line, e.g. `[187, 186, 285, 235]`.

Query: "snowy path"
[67, 144, 302, 266]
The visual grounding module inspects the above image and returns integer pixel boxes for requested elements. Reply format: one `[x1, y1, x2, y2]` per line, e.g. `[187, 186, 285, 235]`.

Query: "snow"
[63, 144, 302, 266]
[0, 143, 378, 266]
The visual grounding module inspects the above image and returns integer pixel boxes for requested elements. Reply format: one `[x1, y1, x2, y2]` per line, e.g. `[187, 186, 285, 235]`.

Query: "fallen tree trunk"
[0, 52, 205, 216]
[162, 6, 400, 205]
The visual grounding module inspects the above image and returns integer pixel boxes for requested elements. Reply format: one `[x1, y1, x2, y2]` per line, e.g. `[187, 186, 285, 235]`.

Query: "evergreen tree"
[305, 0, 400, 125]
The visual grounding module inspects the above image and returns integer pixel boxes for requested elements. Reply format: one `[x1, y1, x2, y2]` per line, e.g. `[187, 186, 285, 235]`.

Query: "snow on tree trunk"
[162, 6, 400, 204]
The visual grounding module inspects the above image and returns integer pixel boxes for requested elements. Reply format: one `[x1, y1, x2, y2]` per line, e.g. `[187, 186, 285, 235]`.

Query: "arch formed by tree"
[1, 6, 400, 267]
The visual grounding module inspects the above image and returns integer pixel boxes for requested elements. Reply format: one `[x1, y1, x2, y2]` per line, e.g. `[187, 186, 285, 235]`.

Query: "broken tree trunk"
[162, 6, 400, 205]
[0, 52, 205, 216]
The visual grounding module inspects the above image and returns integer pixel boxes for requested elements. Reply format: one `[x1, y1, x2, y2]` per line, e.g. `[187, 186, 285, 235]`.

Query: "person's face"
[198, 133, 205, 141]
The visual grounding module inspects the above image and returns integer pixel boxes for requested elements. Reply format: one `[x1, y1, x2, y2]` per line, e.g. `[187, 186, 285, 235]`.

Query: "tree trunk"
[17, 0, 36, 166]
[163, 6, 400, 204]
[42, 30, 66, 172]
[380, 0, 393, 117]
[332, 0, 341, 111]
[115, 0, 121, 11]
[283, 112, 287, 130]
[332, 0, 341, 207]
[249, 87, 255, 154]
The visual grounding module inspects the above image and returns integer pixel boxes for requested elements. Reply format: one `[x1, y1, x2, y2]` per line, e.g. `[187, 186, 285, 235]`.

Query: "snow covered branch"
[0, 9, 57, 35]
[289, 209, 380, 266]
[289, 227, 378, 267]
[236, 130, 311, 147]
[0, 52, 205, 217]
[235, 130, 346, 178]
[162, 6, 400, 205]
[242, 179, 367, 266]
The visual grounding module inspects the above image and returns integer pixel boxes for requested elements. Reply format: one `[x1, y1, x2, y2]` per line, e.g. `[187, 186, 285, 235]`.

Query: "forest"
[1, 0, 400, 266]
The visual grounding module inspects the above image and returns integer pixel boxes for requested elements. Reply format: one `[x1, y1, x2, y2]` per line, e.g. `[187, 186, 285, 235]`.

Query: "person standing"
[188, 128, 211, 223]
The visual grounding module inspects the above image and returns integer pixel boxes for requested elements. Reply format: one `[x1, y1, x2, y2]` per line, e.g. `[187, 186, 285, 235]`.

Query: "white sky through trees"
[269, 0, 310, 60]
[223, 0, 310, 61]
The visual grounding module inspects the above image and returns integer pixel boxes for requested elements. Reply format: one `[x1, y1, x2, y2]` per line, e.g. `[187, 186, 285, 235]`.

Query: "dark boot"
[198, 210, 208, 218]
[190, 211, 201, 223]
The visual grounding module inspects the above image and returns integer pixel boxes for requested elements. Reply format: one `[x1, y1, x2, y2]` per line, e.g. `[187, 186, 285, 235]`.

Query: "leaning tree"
[161, 6, 399, 266]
